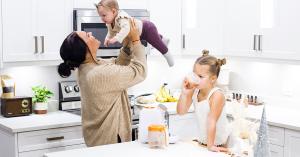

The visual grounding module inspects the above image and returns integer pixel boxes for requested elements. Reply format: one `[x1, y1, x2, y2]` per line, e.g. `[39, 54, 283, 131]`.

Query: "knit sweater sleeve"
[88, 43, 147, 92]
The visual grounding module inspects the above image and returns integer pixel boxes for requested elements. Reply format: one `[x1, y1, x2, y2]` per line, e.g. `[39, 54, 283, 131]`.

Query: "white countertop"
[150, 101, 300, 131]
[0, 101, 299, 134]
[226, 101, 300, 131]
[0, 111, 81, 133]
[44, 141, 229, 157]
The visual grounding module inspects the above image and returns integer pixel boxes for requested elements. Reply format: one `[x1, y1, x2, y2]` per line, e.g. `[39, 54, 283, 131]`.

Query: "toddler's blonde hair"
[195, 49, 226, 77]
[95, 0, 119, 10]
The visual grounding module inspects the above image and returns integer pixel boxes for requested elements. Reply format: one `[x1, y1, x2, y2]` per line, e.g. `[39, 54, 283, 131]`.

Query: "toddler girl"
[177, 50, 230, 152]
[95, 0, 174, 67]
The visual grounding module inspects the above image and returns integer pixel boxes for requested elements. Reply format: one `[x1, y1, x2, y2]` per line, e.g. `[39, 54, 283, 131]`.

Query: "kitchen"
[0, 0, 300, 157]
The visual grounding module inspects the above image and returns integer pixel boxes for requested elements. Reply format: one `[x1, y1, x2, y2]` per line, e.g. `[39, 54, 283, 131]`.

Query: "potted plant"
[32, 85, 53, 114]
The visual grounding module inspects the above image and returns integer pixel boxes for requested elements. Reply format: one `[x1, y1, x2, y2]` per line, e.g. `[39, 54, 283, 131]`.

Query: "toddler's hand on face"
[181, 78, 196, 95]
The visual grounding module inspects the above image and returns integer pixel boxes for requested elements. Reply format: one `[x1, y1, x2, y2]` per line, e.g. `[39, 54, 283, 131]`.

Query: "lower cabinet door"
[169, 113, 199, 140]
[270, 144, 284, 157]
[19, 144, 86, 157]
[284, 129, 300, 157]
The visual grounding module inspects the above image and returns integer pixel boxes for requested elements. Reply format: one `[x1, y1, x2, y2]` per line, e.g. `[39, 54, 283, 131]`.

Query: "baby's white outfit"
[106, 10, 143, 43]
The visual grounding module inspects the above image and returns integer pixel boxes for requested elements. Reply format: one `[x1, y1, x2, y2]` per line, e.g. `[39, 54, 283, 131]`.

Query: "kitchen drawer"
[19, 144, 86, 157]
[270, 144, 284, 157]
[269, 125, 285, 146]
[169, 113, 199, 140]
[18, 126, 84, 152]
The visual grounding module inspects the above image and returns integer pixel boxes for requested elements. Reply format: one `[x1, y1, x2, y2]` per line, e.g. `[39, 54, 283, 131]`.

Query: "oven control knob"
[74, 85, 80, 92]
[65, 86, 73, 93]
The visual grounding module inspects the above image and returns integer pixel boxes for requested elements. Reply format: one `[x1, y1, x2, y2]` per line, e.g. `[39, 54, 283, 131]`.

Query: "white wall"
[0, 66, 76, 100]
[1, 56, 300, 106]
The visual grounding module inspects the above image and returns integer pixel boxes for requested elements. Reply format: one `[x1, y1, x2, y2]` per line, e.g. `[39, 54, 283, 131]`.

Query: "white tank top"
[193, 87, 230, 145]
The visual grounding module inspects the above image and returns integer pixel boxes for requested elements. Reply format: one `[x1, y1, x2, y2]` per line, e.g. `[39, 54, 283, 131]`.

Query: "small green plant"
[32, 85, 53, 103]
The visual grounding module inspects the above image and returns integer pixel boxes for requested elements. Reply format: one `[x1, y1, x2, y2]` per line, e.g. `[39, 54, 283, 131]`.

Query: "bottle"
[148, 124, 168, 149]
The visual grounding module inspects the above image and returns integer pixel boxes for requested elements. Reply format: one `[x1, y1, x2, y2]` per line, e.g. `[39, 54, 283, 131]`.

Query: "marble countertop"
[0, 111, 81, 133]
[44, 141, 229, 157]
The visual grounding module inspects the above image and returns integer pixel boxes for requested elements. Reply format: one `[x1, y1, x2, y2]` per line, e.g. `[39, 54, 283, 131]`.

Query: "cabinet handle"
[253, 35, 258, 51]
[258, 35, 262, 51]
[46, 136, 64, 141]
[182, 34, 185, 49]
[34, 36, 38, 54]
[40, 36, 45, 53]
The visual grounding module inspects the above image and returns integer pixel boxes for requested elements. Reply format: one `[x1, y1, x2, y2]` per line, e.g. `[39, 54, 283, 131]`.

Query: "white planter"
[34, 102, 48, 114]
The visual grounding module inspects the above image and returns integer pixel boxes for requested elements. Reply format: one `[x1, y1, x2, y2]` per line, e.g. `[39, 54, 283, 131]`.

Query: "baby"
[95, 0, 174, 67]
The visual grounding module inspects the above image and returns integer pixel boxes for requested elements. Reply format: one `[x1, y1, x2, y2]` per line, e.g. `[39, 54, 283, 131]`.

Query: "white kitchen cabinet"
[0, 0, 2, 66]
[270, 144, 284, 157]
[284, 129, 300, 157]
[260, 0, 300, 60]
[169, 113, 199, 141]
[269, 125, 284, 157]
[148, 0, 181, 55]
[181, 0, 224, 55]
[269, 125, 285, 147]
[74, 0, 149, 9]
[223, 0, 260, 57]
[19, 144, 86, 157]
[223, 0, 300, 60]
[1, 0, 73, 62]
[0, 125, 85, 157]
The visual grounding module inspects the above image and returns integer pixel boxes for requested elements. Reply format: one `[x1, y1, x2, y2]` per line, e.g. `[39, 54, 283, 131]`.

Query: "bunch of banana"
[155, 84, 178, 103]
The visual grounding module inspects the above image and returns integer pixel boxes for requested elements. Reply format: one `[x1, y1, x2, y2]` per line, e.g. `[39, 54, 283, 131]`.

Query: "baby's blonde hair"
[95, 0, 119, 10]
[195, 49, 226, 77]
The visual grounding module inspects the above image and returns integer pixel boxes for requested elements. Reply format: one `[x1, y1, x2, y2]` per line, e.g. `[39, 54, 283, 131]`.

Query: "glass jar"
[148, 124, 168, 149]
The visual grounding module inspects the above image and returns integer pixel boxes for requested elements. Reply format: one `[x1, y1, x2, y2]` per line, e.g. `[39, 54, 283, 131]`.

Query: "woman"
[57, 19, 147, 147]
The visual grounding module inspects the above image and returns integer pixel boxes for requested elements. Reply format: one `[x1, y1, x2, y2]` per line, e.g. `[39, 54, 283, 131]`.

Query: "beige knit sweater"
[78, 43, 147, 147]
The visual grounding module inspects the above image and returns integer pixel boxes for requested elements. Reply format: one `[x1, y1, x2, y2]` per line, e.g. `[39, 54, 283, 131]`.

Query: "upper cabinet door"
[261, 0, 300, 60]
[0, 0, 2, 65]
[182, 0, 224, 55]
[36, 0, 73, 61]
[1, 0, 73, 63]
[223, 0, 260, 57]
[149, 0, 181, 55]
[2, 0, 39, 62]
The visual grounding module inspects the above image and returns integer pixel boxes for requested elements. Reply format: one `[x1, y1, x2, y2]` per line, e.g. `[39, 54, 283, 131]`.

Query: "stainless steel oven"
[73, 9, 150, 57]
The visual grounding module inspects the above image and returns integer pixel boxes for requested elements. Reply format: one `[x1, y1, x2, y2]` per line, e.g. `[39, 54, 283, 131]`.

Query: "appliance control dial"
[65, 86, 73, 93]
[74, 85, 80, 92]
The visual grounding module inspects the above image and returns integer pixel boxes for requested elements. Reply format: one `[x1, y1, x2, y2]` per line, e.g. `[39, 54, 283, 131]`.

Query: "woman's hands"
[127, 18, 140, 45]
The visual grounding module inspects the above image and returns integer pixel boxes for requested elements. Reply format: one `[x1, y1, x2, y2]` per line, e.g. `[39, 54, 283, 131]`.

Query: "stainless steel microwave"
[73, 9, 150, 57]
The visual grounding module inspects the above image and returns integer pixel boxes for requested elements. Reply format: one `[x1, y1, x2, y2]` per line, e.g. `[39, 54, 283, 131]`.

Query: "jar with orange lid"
[148, 124, 169, 149]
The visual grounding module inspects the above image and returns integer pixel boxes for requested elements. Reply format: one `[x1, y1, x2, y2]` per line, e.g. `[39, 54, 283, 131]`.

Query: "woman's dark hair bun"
[58, 62, 72, 78]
